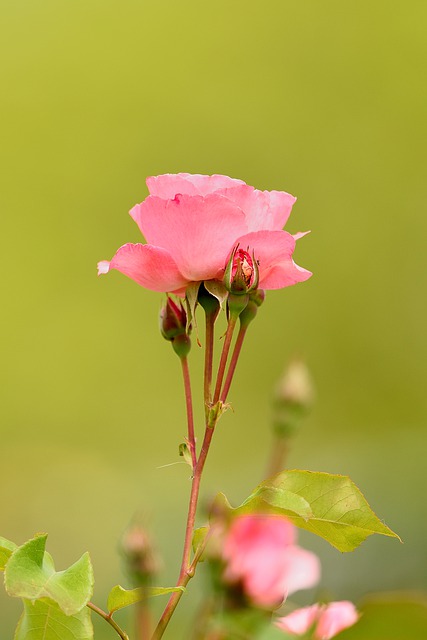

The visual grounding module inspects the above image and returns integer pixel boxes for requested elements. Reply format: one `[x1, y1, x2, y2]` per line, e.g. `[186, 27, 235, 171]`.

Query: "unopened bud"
[160, 296, 187, 341]
[224, 246, 259, 295]
[172, 333, 191, 358]
[249, 288, 265, 307]
[120, 520, 161, 587]
[272, 359, 314, 437]
[239, 289, 266, 328]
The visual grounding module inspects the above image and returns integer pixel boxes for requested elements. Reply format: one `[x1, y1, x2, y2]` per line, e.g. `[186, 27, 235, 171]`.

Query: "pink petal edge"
[103, 243, 188, 292]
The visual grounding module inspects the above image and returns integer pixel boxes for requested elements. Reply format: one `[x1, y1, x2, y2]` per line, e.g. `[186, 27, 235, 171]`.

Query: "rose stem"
[181, 356, 197, 469]
[151, 466, 215, 639]
[219, 323, 248, 403]
[220, 298, 258, 403]
[203, 310, 216, 409]
[265, 437, 289, 478]
[212, 315, 238, 404]
[87, 602, 129, 640]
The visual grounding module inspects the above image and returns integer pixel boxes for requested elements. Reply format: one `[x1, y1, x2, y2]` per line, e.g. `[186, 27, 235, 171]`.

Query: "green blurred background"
[1, 0, 426, 637]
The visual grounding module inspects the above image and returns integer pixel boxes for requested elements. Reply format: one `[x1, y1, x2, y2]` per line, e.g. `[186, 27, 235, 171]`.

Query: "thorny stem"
[212, 315, 238, 403]
[220, 323, 248, 403]
[87, 602, 129, 640]
[181, 356, 197, 469]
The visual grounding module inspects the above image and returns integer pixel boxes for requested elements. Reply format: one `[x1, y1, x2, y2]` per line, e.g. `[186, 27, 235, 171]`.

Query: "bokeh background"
[1, 0, 426, 637]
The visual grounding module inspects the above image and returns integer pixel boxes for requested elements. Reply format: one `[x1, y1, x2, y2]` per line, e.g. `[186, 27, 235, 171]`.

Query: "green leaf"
[5, 534, 94, 615]
[0, 536, 17, 571]
[107, 584, 185, 614]
[15, 598, 93, 640]
[223, 470, 400, 552]
[192, 526, 209, 561]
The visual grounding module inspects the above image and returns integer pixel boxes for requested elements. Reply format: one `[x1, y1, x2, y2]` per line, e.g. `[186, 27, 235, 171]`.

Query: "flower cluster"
[98, 173, 311, 294]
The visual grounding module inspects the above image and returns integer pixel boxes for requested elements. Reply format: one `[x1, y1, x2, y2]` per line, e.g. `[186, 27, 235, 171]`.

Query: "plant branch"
[87, 602, 130, 640]
[212, 315, 238, 403]
[181, 356, 197, 469]
[151, 420, 217, 640]
[203, 311, 216, 409]
[220, 323, 248, 403]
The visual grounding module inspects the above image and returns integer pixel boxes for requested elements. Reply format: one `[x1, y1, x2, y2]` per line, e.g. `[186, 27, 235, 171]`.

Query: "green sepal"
[107, 584, 185, 614]
[203, 280, 228, 310]
[216, 470, 400, 552]
[5, 534, 94, 615]
[14, 598, 93, 640]
[185, 281, 201, 332]
[0, 536, 17, 571]
[192, 526, 209, 561]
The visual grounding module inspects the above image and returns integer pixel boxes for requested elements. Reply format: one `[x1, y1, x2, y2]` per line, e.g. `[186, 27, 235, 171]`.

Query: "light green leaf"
[225, 470, 400, 552]
[238, 486, 313, 520]
[192, 526, 209, 561]
[107, 584, 185, 614]
[5, 534, 94, 615]
[0, 536, 17, 571]
[14, 598, 93, 640]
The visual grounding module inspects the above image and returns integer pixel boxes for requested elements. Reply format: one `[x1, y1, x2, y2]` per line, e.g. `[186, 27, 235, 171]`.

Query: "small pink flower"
[98, 173, 311, 293]
[275, 601, 359, 639]
[222, 515, 320, 608]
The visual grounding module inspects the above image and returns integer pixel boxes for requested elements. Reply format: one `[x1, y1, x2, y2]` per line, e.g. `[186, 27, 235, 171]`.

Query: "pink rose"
[222, 514, 320, 608]
[275, 601, 359, 639]
[98, 173, 311, 293]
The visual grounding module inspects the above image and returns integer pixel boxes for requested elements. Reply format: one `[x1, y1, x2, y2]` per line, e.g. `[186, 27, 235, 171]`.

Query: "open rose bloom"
[222, 514, 320, 609]
[98, 173, 311, 293]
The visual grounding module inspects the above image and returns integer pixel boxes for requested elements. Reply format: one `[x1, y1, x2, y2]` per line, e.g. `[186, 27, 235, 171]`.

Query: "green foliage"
[107, 584, 184, 614]
[15, 598, 93, 640]
[0, 536, 17, 571]
[5, 534, 94, 615]
[2, 534, 94, 640]
[220, 470, 400, 552]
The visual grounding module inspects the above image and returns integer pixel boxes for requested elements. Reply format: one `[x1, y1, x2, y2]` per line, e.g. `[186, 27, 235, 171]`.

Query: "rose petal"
[233, 230, 312, 290]
[223, 516, 298, 608]
[281, 546, 321, 596]
[216, 184, 296, 232]
[146, 173, 246, 198]
[103, 243, 188, 292]
[130, 193, 247, 282]
[276, 605, 321, 636]
[315, 601, 359, 640]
